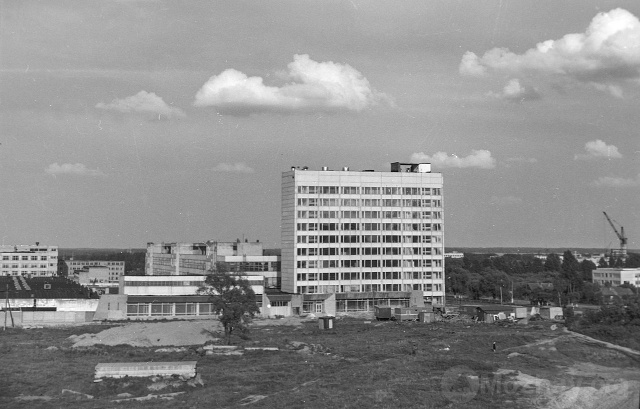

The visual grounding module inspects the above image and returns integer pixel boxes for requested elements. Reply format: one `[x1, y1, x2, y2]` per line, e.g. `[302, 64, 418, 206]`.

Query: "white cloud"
[490, 195, 523, 205]
[593, 174, 640, 187]
[460, 9, 640, 95]
[96, 91, 185, 118]
[211, 163, 255, 173]
[574, 139, 622, 160]
[193, 54, 391, 114]
[487, 79, 541, 102]
[45, 163, 104, 177]
[410, 150, 496, 169]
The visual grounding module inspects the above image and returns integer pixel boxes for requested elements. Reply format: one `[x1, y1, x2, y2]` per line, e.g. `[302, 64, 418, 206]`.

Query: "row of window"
[1, 264, 50, 269]
[68, 261, 123, 265]
[3, 271, 54, 276]
[297, 186, 442, 196]
[126, 302, 216, 316]
[297, 271, 443, 281]
[297, 211, 442, 219]
[126, 281, 204, 286]
[225, 262, 281, 272]
[297, 247, 442, 256]
[297, 222, 442, 232]
[297, 283, 444, 294]
[297, 198, 442, 208]
[296, 233, 441, 244]
[178, 259, 207, 270]
[297, 259, 443, 269]
[2, 255, 49, 261]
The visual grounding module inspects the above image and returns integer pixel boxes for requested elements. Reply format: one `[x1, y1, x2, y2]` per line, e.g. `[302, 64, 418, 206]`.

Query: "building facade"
[65, 260, 125, 284]
[281, 162, 445, 306]
[0, 244, 58, 277]
[593, 268, 640, 287]
[145, 241, 280, 288]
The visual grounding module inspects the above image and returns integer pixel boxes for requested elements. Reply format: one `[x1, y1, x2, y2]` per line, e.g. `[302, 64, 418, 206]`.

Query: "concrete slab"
[95, 361, 197, 379]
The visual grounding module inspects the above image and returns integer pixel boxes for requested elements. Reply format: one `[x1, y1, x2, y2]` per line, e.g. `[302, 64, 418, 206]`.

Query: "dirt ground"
[4, 316, 640, 408]
[68, 316, 313, 347]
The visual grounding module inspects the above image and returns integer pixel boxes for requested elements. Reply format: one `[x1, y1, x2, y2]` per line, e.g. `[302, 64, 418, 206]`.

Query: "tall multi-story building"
[281, 162, 445, 307]
[0, 244, 58, 277]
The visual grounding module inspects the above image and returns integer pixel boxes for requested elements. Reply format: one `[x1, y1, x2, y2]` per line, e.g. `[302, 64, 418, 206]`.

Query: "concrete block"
[95, 361, 197, 380]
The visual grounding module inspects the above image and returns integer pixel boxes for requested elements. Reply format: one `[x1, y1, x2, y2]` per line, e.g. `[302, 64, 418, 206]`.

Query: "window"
[199, 303, 214, 315]
[315, 303, 323, 313]
[270, 301, 289, 307]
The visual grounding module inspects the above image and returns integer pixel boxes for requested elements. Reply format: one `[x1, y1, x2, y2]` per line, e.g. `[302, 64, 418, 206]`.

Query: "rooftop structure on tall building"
[0, 244, 58, 277]
[281, 162, 445, 309]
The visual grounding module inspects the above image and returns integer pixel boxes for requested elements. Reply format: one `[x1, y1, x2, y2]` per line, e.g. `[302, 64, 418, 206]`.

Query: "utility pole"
[511, 281, 514, 304]
[4, 284, 7, 331]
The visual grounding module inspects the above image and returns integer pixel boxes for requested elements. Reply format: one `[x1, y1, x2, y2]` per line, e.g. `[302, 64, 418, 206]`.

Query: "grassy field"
[1, 318, 639, 408]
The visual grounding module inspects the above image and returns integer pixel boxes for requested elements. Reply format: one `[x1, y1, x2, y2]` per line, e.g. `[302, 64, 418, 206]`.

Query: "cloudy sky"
[1, 1, 639, 250]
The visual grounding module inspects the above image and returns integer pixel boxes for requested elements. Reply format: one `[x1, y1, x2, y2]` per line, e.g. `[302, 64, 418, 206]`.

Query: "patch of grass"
[1, 319, 639, 408]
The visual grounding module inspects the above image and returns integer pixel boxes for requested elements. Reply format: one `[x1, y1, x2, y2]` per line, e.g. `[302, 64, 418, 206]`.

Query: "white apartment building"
[281, 162, 445, 306]
[65, 260, 125, 284]
[0, 244, 58, 277]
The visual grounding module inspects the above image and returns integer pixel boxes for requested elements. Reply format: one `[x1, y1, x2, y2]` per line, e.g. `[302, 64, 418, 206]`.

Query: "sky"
[1, 0, 639, 250]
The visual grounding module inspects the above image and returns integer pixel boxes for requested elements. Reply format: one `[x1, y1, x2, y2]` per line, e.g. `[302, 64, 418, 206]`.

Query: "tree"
[478, 268, 510, 300]
[625, 253, 640, 268]
[598, 256, 608, 268]
[198, 265, 260, 344]
[544, 253, 562, 272]
[579, 260, 596, 283]
[446, 266, 470, 296]
[561, 250, 582, 292]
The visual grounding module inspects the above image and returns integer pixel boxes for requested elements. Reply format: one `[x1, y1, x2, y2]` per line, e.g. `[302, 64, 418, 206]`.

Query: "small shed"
[539, 306, 563, 320]
[475, 305, 515, 322]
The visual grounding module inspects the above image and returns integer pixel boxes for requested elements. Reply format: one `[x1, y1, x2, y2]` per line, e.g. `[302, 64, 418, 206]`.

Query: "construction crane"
[603, 211, 628, 262]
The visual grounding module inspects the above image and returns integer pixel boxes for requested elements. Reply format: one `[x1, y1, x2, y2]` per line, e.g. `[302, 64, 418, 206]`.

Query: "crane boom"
[603, 211, 628, 261]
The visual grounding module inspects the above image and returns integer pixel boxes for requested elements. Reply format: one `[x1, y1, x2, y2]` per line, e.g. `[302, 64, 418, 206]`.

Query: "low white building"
[122, 275, 264, 297]
[592, 268, 640, 287]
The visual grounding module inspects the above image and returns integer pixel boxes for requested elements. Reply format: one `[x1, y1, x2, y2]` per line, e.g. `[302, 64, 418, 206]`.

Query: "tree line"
[446, 251, 640, 306]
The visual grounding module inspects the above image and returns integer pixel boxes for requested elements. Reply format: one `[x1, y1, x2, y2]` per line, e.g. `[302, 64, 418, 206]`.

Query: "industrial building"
[0, 276, 99, 327]
[0, 244, 59, 277]
[281, 162, 445, 310]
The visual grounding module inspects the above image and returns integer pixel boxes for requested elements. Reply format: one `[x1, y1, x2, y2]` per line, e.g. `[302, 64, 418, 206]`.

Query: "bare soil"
[1, 316, 639, 408]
